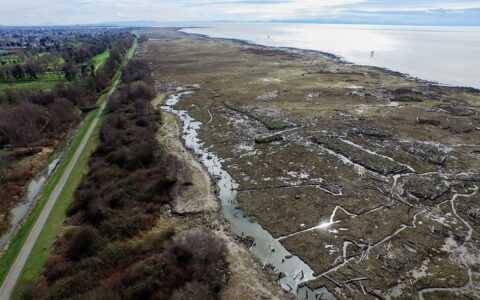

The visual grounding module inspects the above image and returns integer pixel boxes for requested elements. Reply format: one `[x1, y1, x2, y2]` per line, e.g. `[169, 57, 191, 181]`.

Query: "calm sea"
[182, 23, 480, 89]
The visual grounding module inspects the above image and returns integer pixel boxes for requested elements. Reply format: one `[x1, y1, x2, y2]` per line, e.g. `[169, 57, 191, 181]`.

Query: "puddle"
[0, 157, 60, 251]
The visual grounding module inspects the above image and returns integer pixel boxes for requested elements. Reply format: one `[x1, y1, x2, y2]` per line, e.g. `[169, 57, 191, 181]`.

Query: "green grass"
[0, 72, 63, 93]
[0, 55, 20, 65]
[36, 52, 49, 58]
[92, 49, 110, 70]
[0, 38, 137, 292]
[45, 56, 65, 69]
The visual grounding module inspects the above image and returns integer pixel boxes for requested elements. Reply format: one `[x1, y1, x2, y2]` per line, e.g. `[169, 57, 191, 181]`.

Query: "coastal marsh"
[140, 28, 480, 299]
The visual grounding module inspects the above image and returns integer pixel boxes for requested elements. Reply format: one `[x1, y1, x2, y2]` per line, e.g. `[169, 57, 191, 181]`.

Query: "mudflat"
[140, 28, 480, 299]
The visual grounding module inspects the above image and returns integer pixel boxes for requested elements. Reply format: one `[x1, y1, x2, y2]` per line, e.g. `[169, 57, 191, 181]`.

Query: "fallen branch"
[324, 275, 342, 288]
[342, 277, 368, 284]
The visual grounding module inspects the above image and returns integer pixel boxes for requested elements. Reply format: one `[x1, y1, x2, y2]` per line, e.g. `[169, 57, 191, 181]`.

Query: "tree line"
[0, 59, 43, 81]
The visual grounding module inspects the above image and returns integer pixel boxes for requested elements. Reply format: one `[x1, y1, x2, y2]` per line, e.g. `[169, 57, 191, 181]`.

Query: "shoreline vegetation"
[180, 28, 480, 92]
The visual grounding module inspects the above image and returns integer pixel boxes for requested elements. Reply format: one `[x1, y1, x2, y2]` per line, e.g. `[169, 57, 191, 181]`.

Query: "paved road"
[0, 79, 119, 299]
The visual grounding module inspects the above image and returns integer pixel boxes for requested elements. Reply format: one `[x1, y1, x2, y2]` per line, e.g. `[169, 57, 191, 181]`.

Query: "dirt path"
[0, 79, 119, 299]
[158, 111, 218, 213]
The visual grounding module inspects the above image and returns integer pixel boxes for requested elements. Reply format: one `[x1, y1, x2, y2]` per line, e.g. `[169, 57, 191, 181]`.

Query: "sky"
[1, 0, 480, 26]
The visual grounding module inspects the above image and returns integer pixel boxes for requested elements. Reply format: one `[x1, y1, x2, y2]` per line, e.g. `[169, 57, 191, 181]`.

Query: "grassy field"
[92, 49, 110, 70]
[0, 72, 63, 93]
[0, 47, 110, 94]
[0, 54, 19, 65]
[0, 39, 137, 294]
[1, 52, 64, 67]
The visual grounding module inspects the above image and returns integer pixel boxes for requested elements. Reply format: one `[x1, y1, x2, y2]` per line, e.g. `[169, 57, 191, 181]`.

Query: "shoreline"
[178, 27, 480, 93]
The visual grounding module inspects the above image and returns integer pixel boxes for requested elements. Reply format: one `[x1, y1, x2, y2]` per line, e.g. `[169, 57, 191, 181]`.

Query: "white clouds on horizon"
[1, 0, 480, 25]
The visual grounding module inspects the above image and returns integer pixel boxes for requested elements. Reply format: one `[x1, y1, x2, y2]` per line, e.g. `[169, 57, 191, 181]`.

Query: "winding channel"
[417, 184, 479, 300]
[161, 89, 334, 300]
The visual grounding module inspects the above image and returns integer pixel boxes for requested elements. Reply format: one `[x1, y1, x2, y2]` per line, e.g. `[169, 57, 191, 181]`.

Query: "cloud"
[349, 0, 480, 10]
[1, 0, 480, 25]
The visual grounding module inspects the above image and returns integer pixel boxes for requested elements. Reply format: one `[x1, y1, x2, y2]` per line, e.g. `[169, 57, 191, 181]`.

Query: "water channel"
[0, 157, 60, 251]
[161, 88, 335, 300]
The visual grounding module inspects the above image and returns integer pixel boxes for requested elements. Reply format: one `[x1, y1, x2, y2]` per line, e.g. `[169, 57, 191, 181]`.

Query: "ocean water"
[182, 23, 480, 89]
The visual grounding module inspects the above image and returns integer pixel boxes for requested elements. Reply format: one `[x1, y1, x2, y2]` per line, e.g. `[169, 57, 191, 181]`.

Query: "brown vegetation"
[35, 56, 229, 299]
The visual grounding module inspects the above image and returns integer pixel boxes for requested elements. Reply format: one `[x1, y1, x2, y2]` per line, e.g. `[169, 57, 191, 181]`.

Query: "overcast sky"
[2, 0, 480, 26]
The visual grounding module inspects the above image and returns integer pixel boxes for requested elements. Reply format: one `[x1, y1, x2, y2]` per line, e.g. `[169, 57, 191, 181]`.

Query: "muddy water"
[0, 157, 60, 251]
[162, 90, 334, 300]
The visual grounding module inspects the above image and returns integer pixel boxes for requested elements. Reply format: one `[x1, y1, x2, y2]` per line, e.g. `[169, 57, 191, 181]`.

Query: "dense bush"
[122, 60, 154, 85]
[0, 101, 48, 147]
[65, 226, 100, 261]
[37, 57, 229, 300]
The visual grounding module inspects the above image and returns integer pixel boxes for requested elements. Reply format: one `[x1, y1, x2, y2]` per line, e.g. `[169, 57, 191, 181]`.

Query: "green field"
[92, 49, 110, 71]
[0, 48, 109, 95]
[0, 54, 19, 65]
[0, 39, 137, 296]
[0, 72, 63, 93]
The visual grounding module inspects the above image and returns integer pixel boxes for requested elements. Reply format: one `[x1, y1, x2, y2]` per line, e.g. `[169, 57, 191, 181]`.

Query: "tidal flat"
[140, 28, 480, 299]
